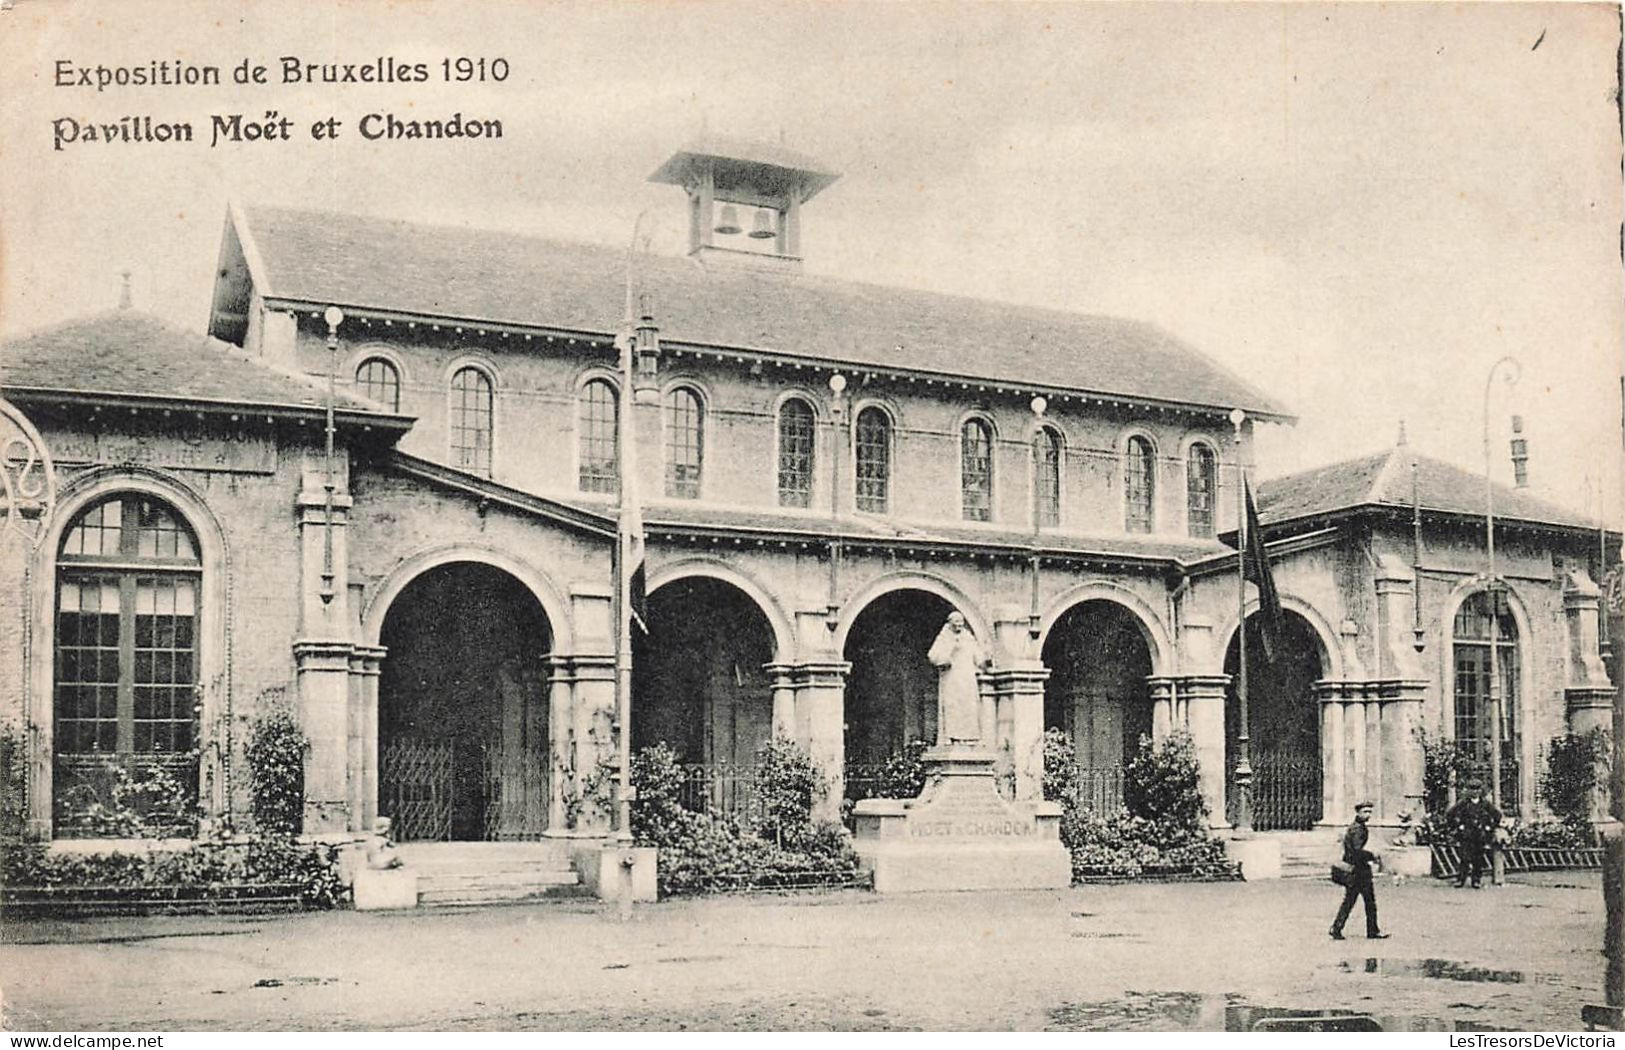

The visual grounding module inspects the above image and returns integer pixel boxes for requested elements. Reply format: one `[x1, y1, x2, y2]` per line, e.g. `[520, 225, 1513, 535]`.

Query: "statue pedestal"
[851, 746, 1072, 893]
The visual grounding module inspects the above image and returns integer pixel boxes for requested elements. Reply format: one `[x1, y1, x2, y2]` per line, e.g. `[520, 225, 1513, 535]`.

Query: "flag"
[1244, 477, 1284, 662]
[615, 329, 647, 634]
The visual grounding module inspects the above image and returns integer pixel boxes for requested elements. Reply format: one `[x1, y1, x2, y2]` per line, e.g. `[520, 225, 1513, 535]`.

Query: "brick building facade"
[1, 141, 1613, 854]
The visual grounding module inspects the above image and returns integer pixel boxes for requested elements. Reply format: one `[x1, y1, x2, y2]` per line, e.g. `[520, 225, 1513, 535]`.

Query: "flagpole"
[1230, 407, 1253, 835]
[615, 324, 635, 846]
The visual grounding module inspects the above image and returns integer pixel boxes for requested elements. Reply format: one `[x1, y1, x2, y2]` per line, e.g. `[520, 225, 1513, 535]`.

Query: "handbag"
[1330, 860, 1354, 886]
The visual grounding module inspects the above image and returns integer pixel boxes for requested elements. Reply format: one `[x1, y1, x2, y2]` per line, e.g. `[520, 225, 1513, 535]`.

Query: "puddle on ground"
[252, 976, 340, 988]
[1338, 958, 1558, 985]
[1047, 991, 1508, 1032]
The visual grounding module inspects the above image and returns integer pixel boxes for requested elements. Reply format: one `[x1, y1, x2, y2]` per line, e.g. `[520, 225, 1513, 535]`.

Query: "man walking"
[1447, 781, 1501, 888]
[1330, 801, 1388, 941]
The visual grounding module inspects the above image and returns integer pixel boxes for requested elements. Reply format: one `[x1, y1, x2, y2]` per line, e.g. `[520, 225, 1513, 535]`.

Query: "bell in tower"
[649, 137, 840, 271]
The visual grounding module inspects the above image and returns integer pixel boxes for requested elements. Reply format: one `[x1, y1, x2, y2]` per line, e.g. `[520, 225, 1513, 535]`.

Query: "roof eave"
[1, 386, 414, 433]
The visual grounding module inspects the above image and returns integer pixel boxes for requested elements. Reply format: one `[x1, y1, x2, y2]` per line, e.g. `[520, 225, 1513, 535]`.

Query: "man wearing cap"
[1447, 782, 1500, 889]
[1330, 801, 1388, 940]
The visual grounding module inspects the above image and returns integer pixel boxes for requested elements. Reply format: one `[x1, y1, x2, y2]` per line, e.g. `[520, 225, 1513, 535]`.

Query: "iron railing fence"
[1245, 753, 1324, 831]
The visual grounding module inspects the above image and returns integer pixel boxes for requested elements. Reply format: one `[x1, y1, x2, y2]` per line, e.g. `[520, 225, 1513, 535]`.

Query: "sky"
[2, 0, 1621, 525]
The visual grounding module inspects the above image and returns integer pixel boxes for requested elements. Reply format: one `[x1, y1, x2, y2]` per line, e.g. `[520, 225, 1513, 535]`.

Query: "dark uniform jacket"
[1342, 822, 1377, 875]
[1447, 798, 1501, 845]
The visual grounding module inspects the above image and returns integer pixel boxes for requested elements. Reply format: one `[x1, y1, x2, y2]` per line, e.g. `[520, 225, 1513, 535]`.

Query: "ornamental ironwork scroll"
[0, 398, 57, 549]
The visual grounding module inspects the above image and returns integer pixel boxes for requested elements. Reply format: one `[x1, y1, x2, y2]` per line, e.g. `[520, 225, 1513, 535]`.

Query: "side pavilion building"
[0, 141, 1612, 857]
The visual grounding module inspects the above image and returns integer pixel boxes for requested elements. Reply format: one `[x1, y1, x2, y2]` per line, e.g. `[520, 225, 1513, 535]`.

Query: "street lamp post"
[1230, 407, 1253, 836]
[1483, 354, 1521, 887]
[1028, 395, 1048, 638]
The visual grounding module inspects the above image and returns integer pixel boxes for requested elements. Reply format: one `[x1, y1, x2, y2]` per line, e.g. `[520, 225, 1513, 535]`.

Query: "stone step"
[417, 882, 591, 907]
[417, 870, 581, 889]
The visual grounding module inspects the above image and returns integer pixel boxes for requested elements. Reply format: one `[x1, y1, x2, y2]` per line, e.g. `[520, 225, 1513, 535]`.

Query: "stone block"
[353, 868, 418, 910]
[1384, 846, 1433, 878]
[572, 843, 658, 902]
[851, 746, 1072, 893]
[1225, 836, 1282, 881]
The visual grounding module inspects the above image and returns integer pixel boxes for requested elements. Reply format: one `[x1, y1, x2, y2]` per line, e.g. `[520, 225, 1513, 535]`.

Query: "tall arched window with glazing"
[664, 386, 704, 499]
[1186, 442, 1217, 538]
[1452, 589, 1521, 812]
[1034, 426, 1062, 528]
[961, 418, 994, 522]
[355, 357, 401, 412]
[54, 494, 201, 836]
[854, 407, 891, 514]
[449, 366, 494, 475]
[777, 397, 816, 508]
[578, 379, 619, 494]
[1124, 435, 1156, 533]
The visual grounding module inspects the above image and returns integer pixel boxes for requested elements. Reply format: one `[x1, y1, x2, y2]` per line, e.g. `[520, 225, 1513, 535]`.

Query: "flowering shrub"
[1540, 729, 1608, 838]
[630, 737, 859, 896]
[871, 738, 931, 800]
[1505, 819, 1593, 850]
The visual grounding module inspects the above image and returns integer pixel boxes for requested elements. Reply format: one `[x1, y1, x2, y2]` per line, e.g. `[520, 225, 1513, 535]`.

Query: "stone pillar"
[1379, 682, 1426, 824]
[1344, 694, 1367, 813]
[293, 640, 354, 834]
[569, 654, 617, 835]
[1318, 683, 1345, 827]
[1147, 676, 1176, 743]
[354, 645, 385, 828]
[1180, 675, 1231, 829]
[986, 664, 1050, 802]
[791, 660, 849, 821]
[545, 657, 575, 833]
[765, 663, 797, 739]
[293, 464, 355, 835]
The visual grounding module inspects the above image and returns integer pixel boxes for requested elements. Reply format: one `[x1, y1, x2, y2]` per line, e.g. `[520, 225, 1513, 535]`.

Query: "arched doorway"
[632, 577, 776, 810]
[842, 589, 960, 799]
[1224, 610, 1324, 830]
[378, 562, 551, 841]
[1042, 601, 1154, 812]
[1451, 588, 1521, 814]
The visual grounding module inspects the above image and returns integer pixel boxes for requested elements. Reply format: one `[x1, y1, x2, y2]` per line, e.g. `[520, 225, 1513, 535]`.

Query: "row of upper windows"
[353, 356, 1221, 537]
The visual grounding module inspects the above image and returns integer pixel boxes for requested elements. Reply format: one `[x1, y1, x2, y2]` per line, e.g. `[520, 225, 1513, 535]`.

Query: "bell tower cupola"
[649, 138, 840, 271]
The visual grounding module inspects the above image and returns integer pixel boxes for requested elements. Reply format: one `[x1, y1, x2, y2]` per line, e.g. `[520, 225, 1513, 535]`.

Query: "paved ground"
[0, 872, 1607, 1031]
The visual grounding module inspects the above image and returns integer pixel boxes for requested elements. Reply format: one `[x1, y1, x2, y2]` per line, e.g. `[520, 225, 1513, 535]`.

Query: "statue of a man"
[928, 611, 986, 746]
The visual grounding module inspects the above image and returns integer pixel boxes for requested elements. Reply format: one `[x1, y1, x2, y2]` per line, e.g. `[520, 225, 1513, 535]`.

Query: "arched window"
[578, 379, 619, 494]
[449, 366, 494, 475]
[961, 418, 994, 522]
[355, 357, 401, 412]
[1124, 435, 1156, 533]
[1186, 443, 1217, 538]
[1034, 426, 1062, 528]
[664, 386, 704, 499]
[1452, 589, 1521, 813]
[777, 397, 816, 508]
[55, 494, 201, 836]
[855, 407, 891, 514]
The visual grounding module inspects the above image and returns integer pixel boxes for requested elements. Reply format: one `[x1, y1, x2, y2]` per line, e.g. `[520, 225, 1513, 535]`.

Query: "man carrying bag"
[1330, 801, 1389, 940]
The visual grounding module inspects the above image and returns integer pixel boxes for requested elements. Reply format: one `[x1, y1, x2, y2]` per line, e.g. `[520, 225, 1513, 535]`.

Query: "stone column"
[1180, 674, 1231, 829]
[1372, 556, 1429, 823]
[792, 659, 849, 821]
[1344, 694, 1367, 813]
[765, 662, 797, 739]
[1379, 681, 1426, 824]
[985, 664, 1050, 802]
[1318, 683, 1345, 827]
[353, 645, 385, 828]
[544, 656, 576, 833]
[1147, 676, 1176, 743]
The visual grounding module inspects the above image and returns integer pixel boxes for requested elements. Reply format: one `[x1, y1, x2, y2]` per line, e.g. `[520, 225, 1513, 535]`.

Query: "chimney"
[1509, 415, 1529, 488]
[118, 270, 133, 310]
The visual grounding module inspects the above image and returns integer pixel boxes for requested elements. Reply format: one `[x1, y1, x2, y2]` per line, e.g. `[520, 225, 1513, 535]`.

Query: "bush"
[752, 736, 822, 848]
[247, 706, 307, 836]
[628, 738, 859, 896]
[1540, 729, 1608, 836]
[54, 758, 199, 839]
[0, 835, 345, 908]
[1123, 730, 1206, 832]
[1054, 731, 1232, 881]
[1, 723, 26, 841]
[871, 739, 930, 800]
[1042, 728, 1078, 803]
[1505, 819, 1593, 851]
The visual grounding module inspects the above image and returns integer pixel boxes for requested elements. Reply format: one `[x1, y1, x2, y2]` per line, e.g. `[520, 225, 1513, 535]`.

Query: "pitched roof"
[225, 204, 1292, 420]
[0, 311, 410, 428]
[1255, 446, 1599, 532]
